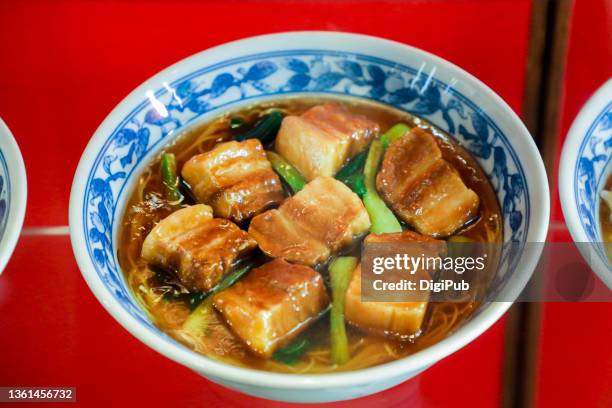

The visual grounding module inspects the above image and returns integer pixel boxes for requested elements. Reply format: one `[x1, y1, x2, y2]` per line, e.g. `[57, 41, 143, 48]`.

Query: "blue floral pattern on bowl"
[82, 50, 530, 328]
[0, 150, 10, 242]
[575, 101, 612, 263]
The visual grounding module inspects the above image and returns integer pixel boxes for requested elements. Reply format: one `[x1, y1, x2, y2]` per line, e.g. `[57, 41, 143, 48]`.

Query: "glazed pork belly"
[249, 176, 371, 265]
[275, 103, 379, 180]
[141, 204, 257, 292]
[181, 139, 285, 223]
[345, 231, 446, 338]
[213, 258, 329, 357]
[245, 209, 330, 266]
[344, 264, 427, 339]
[376, 128, 480, 237]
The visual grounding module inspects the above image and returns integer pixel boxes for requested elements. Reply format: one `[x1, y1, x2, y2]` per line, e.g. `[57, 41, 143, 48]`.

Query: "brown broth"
[118, 96, 502, 373]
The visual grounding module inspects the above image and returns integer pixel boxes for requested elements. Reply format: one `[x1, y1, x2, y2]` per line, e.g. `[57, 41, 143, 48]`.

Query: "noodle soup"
[118, 97, 502, 373]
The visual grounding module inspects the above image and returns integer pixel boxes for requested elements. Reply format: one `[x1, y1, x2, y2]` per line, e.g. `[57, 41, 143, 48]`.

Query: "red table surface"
[0, 0, 533, 406]
[535, 1, 612, 407]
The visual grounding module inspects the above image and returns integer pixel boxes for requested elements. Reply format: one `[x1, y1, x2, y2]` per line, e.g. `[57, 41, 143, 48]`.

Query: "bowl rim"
[69, 31, 550, 389]
[0, 117, 27, 274]
[559, 78, 612, 288]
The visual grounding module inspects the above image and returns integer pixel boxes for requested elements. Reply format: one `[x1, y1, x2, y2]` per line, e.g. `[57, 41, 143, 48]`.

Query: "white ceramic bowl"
[69, 32, 550, 402]
[559, 78, 612, 288]
[0, 118, 27, 274]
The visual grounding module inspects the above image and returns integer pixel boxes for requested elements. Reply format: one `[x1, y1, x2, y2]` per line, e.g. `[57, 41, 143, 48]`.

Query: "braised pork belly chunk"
[365, 229, 447, 248]
[345, 231, 446, 338]
[275, 103, 379, 180]
[345, 264, 427, 339]
[213, 258, 329, 357]
[245, 209, 330, 266]
[181, 139, 285, 223]
[249, 176, 371, 265]
[141, 204, 257, 292]
[376, 128, 480, 237]
[281, 176, 371, 250]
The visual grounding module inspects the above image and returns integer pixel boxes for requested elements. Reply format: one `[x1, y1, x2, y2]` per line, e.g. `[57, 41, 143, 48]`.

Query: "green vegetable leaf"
[363, 140, 402, 234]
[235, 111, 283, 144]
[329, 256, 358, 364]
[381, 123, 410, 149]
[336, 150, 368, 182]
[161, 153, 181, 202]
[229, 116, 245, 130]
[266, 151, 307, 193]
[273, 338, 312, 365]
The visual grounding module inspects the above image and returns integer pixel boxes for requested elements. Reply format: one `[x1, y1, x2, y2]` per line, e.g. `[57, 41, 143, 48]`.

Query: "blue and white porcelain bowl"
[559, 78, 612, 289]
[69, 32, 550, 402]
[0, 118, 27, 274]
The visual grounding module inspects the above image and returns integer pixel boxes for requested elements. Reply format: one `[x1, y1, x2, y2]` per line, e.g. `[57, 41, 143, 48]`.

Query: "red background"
[536, 0, 612, 407]
[0, 0, 609, 407]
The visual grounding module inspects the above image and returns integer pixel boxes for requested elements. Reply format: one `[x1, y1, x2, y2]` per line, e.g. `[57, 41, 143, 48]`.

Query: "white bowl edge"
[0, 117, 27, 274]
[559, 78, 612, 288]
